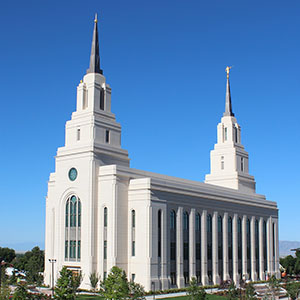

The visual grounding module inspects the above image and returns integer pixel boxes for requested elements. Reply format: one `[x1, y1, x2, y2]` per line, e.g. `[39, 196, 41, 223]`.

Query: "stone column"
[259, 217, 265, 280]
[212, 212, 220, 284]
[161, 208, 169, 289]
[176, 207, 184, 287]
[242, 215, 248, 280]
[201, 210, 208, 285]
[189, 209, 196, 280]
[267, 217, 274, 276]
[223, 212, 229, 280]
[232, 214, 239, 284]
[274, 219, 280, 279]
[250, 216, 257, 281]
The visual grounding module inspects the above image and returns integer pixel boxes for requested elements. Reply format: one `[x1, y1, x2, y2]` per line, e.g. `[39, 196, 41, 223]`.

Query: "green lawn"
[76, 294, 226, 300]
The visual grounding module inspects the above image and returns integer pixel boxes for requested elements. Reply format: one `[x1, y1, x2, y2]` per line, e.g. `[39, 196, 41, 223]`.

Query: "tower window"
[132, 210, 135, 228]
[221, 156, 224, 170]
[100, 88, 104, 110]
[132, 241, 135, 256]
[105, 130, 110, 143]
[234, 127, 238, 143]
[77, 128, 80, 141]
[104, 207, 107, 227]
[224, 127, 228, 141]
[241, 157, 244, 172]
[104, 240, 107, 259]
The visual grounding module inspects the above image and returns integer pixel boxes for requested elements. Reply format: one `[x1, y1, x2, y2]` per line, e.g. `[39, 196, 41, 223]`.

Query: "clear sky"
[0, 0, 299, 251]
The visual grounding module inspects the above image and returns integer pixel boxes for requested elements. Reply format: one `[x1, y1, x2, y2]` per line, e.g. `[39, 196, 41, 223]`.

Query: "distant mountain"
[279, 240, 300, 257]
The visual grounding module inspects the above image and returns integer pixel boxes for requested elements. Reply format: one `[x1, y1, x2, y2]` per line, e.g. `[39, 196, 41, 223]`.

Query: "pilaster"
[176, 207, 184, 288]
[201, 210, 209, 285]
[189, 209, 196, 280]
[242, 215, 248, 280]
[250, 216, 257, 281]
[223, 212, 229, 280]
[232, 214, 239, 284]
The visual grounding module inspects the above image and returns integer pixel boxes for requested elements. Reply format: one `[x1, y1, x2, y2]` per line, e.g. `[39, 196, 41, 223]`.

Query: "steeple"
[86, 14, 103, 75]
[205, 67, 256, 194]
[223, 66, 234, 117]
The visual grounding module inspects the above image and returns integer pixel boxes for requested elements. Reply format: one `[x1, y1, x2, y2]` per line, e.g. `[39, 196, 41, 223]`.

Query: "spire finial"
[223, 66, 234, 117]
[86, 14, 103, 75]
[225, 66, 232, 79]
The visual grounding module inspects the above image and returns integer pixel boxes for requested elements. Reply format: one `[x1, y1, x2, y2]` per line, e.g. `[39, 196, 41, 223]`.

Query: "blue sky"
[0, 0, 299, 251]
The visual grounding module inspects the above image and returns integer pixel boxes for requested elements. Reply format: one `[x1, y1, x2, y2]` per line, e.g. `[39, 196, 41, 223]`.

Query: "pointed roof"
[223, 67, 234, 117]
[86, 14, 103, 75]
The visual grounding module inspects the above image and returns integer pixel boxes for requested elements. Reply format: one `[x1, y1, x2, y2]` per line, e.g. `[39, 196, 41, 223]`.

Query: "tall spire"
[86, 14, 103, 75]
[223, 66, 234, 117]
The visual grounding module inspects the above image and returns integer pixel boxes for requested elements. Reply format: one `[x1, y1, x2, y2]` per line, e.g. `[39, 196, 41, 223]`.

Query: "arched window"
[65, 195, 81, 261]
[104, 207, 108, 227]
[132, 210, 135, 228]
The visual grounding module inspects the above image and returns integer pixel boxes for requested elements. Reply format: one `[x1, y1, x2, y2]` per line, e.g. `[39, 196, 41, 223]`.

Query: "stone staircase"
[254, 283, 287, 299]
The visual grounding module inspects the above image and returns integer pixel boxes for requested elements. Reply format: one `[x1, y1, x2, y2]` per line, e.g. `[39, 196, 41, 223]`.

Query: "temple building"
[44, 16, 280, 291]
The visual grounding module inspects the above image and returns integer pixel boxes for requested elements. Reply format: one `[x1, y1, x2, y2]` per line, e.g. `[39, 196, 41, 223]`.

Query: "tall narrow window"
[65, 195, 81, 261]
[100, 88, 105, 110]
[132, 210, 135, 228]
[158, 210, 162, 258]
[218, 215, 223, 278]
[255, 220, 259, 275]
[228, 216, 233, 278]
[224, 128, 228, 141]
[170, 209, 176, 284]
[247, 219, 251, 275]
[241, 157, 244, 172]
[170, 210, 176, 230]
[238, 218, 242, 274]
[221, 156, 224, 170]
[104, 240, 107, 259]
[104, 207, 107, 227]
[234, 127, 238, 143]
[207, 214, 212, 279]
[183, 211, 189, 231]
[263, 221, 267, 271]
[132, 241, 135, 256]
[77, 128, 81, 141]
[105, 130, 110, 143]
[196, 212, 201, 284]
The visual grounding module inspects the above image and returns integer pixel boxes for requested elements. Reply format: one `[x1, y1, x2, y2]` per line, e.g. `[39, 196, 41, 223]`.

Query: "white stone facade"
[44, 20, 279, 291]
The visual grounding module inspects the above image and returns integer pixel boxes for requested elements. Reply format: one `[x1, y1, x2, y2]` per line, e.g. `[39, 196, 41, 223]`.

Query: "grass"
[76, 294, 226, 300]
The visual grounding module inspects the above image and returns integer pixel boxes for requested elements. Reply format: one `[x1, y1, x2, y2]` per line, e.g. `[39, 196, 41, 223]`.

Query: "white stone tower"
[44, 15, 129, 289]
[205, 67, 256, 193]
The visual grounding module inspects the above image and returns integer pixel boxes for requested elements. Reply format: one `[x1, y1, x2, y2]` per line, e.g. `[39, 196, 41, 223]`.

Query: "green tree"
[0, 247, 16, 263]
[187, 277, 206, 300]
[245, 283, 256, 300]
[285, 282, 300, 300]
[227, 282, 238, 300]
[71, 271, 82, 294]
[99, 266, 129, 300]
[54, 267, 75, 300]
[12, 283, 31, 300]
[128, 280, 145, 300]
[13, 247, 44, 285]
[280, 255, 296, 275]
[0, 283, 11, 300]
[89, 272, 100, 293]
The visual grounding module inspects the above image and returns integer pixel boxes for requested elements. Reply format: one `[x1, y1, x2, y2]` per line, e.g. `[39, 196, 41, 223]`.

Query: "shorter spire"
[223, 66, 234, 117]
[86, 13, 103, 75]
